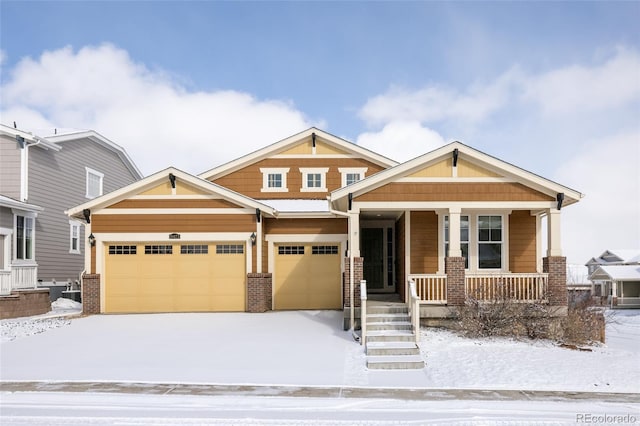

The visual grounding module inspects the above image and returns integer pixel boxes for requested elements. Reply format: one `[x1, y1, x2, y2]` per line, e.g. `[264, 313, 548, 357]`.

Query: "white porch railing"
[407, 280, 420, 345]
[408, 274, 447, 304]
[465, 273, 548, 302]
[360, 280, 367, 346]
[0, 265, 38, 296]
[618, 297, 640, 307]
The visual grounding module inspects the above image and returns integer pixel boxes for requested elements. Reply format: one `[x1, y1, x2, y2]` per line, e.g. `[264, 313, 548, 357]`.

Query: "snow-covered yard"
[1, 307, 639, 392]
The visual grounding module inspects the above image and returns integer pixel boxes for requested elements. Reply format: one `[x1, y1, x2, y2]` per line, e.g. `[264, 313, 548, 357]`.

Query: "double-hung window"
[338, 167, 368, 187]
[85, 167, 104, 199]
[444, 215, 470, 268]
[478, 215, 503, 269]
[15, 214, 34, 261]
[300, 168, 328, 192]
[69, 221, 81, 254]
[260, 168, 289, 192]
[443, 213, 506, 271]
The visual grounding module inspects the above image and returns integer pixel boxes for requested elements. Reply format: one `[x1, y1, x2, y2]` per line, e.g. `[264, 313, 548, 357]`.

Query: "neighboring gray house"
[0, 124, 142, 301]
[586, 249, 640, 308]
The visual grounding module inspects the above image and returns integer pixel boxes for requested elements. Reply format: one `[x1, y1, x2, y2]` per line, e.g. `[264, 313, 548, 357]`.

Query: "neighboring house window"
[69, 221, 81, 254]
[15, 214, 34, 260]
[300, 168, 329, 192]
[85, 167, 104, 199]
[338, 167, 368, 187]
[478, 215, 503, 269]
[260, 168, 289, 192]
[444, 215, 470, 269]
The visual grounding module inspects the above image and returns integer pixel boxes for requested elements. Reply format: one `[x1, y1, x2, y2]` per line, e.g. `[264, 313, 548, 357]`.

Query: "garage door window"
[278, 246, 304, 255]
[312, 245, 338, 255]
[216, 244, 244, 254]
[181, 244, 208, 254]
[145, 245, 173, 254]
[109, 245, 137, 255]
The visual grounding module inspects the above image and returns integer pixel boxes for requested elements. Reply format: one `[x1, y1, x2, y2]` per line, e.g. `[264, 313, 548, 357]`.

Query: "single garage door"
[105, 242, 246, 313]
[274, 244, 341, 310]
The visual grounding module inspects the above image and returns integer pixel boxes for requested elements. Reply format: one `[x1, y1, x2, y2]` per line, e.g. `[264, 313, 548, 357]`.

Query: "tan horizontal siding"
[357, 182, 554, 202]
[264, 217, 348, 235]
[509, 210, 537, 273]
[410, 211, 438, 274]
[92, 214, 255, 233]
[108, 199, 241, 209]
[212, 158, 385, 200]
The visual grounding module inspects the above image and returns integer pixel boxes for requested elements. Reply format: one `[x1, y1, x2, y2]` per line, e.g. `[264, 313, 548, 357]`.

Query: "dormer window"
[339, 167, 368, 187]
[300, 168, 328, 192]
[260, 168, 289, 192]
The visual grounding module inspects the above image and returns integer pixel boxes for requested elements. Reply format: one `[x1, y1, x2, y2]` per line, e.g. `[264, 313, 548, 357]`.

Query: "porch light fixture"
[88, 233, 96, 247]
[250, 232, 257, 246]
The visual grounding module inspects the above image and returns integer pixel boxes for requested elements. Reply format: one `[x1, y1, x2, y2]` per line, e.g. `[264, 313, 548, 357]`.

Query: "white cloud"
[0, 44, 315, 175]
[356, 121, 446, 162]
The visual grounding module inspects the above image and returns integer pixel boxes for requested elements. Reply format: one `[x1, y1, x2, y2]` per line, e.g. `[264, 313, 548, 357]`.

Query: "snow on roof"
[596, 249, 640, 264]
[263, 199, 330, 213]
[595, 265, 640, 281]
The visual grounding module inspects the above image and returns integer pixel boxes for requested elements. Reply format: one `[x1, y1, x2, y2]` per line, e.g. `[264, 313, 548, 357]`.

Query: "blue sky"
[1, 1, 639, 264]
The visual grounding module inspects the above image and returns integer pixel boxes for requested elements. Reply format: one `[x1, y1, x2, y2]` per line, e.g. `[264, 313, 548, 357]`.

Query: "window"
[312, 245, 338, 255]
[444, 215, 469, 269]
[478, 215, 502, 269]
[145, 245, 173, 254]
[85, 167, 104, 199]
[339, 168, 368, 187]
[109, 245, 137, 255]
[216, 244, 244, 254]
[300, 168, 328, 192]
[181, 244, 208, 254]
[69, 221, 81, 254]
[260, 168, 289, 192]
[278, 245, 305, 255]
[15, 215, 34, 260]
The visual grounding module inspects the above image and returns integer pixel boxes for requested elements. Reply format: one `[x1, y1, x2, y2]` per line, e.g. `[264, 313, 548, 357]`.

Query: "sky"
[0, 1, 638, 265]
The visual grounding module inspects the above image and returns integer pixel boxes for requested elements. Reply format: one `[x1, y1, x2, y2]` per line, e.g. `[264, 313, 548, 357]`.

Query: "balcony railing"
[465, 273, 548, 302]
[0, 265, 38, 296]
[408, 274, 447, 304]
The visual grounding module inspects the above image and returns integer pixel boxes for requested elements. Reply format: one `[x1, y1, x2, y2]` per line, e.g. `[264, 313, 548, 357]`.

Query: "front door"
[361, 228, 385, 292]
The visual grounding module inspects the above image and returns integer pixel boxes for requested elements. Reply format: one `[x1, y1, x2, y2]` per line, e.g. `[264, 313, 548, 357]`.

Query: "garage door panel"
[105, 242, 246, 313]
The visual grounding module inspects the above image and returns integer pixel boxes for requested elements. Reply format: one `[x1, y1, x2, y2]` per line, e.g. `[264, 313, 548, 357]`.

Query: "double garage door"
[105, 242, 246, 313]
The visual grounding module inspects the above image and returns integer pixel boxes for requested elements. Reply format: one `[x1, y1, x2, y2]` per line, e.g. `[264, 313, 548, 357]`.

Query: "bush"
[562, 297, 606, 344]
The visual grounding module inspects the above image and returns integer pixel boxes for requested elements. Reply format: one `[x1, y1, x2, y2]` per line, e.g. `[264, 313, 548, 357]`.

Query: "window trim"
[85, 167, 104, 199]
[260, 168, 290, 193]
[69, 220, 82, 254]
[0, 227, 11, 271]
[444, 215, 470, 269]
[338, 167, 368, 187]
[300, 167, 329, 192]
[477, 215, 504, 271]
[12, 211, 36, 264]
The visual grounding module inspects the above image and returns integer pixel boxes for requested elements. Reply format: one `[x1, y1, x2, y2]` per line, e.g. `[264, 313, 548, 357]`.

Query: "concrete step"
[366, 341, 420, 356]
[366, 331, 416, 342]
[366, 313, 410, 323]
[367, 305, 408, 315]
[366, 355, 425, 370]
[366, 321, 412, 331]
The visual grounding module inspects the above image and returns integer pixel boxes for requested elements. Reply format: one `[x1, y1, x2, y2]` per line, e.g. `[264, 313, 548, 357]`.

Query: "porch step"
[366, 313, 410, 323]
[366, 355, 425, 370]
[367, 305, 408, 315]
[366, 331, 416, 342]
[367, 321, 412, 331]
[366, 341, 420, 356]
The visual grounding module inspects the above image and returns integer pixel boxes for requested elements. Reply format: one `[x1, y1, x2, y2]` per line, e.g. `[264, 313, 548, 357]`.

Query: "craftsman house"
[587, 249, 640, 308]
[67, 128, 582, 328]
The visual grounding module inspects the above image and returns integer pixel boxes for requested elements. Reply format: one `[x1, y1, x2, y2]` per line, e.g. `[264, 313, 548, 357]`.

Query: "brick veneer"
[343, 257, 363, 308]
[0, 289, 51, 319]
[82, 274, 101, 314]
[247, 273, 272, 313]
[445, 257, 466, 306]
[543, 256, 568, 306]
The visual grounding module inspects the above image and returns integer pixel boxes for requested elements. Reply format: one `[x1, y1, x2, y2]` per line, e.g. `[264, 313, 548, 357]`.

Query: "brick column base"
[445, 257, 466, 306]
[247, 273, 272, 313]
[343, 257, 363, 308]
[543, 256, 568, 306]
[82, 274, 101, 315]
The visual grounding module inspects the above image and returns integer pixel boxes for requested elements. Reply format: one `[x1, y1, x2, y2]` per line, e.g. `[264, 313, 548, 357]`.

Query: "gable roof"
[198, 127, 398, 180]
[46, 130, 142, 180]
[66, 167, 276, 221]
[589, 265, 640, 281]
[0, 124, 61, 151]
[330, 141, 584, 209]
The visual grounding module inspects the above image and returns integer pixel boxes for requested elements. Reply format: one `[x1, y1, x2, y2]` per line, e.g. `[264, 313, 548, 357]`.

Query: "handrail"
[408, 274, 447, 304]
[408, 280, 420, 345]
[360, 280, 367, 346]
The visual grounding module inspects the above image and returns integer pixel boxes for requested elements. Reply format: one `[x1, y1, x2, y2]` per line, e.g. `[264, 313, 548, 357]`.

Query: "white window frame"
[299, 167, 329, 192]
[260, 168, 289, 193]
[0, 227, 11, 271]
[338, 167, 368, 187]
[69, 220, 82, 254]
[12, 210, 37, 264]
[444, 215, 470, 269]
[85, 167, 104, 199]
[476, 214, 505, 271]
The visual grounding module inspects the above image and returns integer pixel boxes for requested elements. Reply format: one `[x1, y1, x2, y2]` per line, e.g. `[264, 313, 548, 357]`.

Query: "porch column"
[448, 207, 462, 257]
[546, 208, 562, 257]
[542, 256, 567, 306]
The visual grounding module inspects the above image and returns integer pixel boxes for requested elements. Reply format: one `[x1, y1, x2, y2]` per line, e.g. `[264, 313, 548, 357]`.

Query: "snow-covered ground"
[1, 306, 639, 424]
[1, 298, 81, 343]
